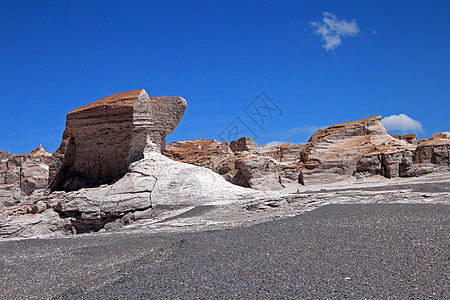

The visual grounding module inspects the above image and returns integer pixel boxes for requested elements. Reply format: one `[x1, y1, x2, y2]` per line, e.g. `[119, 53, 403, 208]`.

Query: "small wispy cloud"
[381, 114, 423, 132]
[310, 12, 360, 51]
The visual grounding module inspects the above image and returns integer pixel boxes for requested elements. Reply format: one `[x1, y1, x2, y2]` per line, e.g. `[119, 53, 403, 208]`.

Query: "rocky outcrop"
[1, 92, 448, 240]
[391, 133, 417, 144]
[300, 116, 417, 184]
[163, 139, 235, 172]
[1, 90, 278, 239]
[165, 117, 449, 188]
[412, 132, 450, 174]
[164, 138, 292, 190]
[230, 137, 257, 152]
[300, 118, 450, 184]
[48, 89, 187, 192]
[0, 145, 52, 209]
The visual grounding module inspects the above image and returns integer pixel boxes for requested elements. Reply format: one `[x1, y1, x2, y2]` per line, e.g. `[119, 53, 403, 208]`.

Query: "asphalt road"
[1, 203, 449, 299]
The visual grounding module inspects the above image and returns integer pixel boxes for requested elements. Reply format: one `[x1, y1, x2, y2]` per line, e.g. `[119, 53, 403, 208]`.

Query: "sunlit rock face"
[0, 145, 52, 209]
[163, 116, 449, 187]
[299, 116, 417, 184]
[164, 137, 295, 191]
[48, 89, 187, 192]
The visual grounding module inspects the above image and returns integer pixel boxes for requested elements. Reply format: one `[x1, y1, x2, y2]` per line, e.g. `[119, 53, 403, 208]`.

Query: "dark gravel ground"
[316, 181, 450, 193]
[1, 203, 449, 299]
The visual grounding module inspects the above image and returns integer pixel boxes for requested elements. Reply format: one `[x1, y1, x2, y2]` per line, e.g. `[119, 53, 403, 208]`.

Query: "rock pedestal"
[49, 89, 187, 192]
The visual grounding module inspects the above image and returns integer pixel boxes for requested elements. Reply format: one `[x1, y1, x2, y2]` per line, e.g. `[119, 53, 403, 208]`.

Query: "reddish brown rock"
[0, 145, 52, 209]
[164, 138, 304, 190]
[164, 117, 449, 188]
[49, 89, 186, 192]
[299, 116, 418, 183]
[413, 132, 450, 172]
[391, 133, 417, 144]
[230, 137, 257, 152]
[163, 139, 234, 173]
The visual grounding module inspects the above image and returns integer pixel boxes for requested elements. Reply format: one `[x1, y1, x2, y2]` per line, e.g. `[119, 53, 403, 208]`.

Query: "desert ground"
[1, 176, 448, 299]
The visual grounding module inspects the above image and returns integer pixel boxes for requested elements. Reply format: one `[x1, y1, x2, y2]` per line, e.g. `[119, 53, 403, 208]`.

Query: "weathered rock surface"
[49, 89, 187, 192]
[164, 137, 293, 190]
[300, 116, 416, 184]
[391, 133, 417, 144]
[411, 132, 450, 175]
[1, 90, 448, 240]
[1, 90, 278, 239]
[164, 117, 449, 188]
[0, 145, 52, 209]
[230, 137, 257, 152]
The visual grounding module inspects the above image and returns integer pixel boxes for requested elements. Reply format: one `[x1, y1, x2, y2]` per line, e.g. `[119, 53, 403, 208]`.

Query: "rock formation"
[300, 118, 449, 184]
[0, 145, 52, 209]
[299, 116, 415, 184]
[164, 137, 293, 190]
[1, 89, 448, 240]
[48, 89, 187, 192]
[1, 90, 275, 239]
[164, 116, 449, 187]
[392, 133, 417, 144]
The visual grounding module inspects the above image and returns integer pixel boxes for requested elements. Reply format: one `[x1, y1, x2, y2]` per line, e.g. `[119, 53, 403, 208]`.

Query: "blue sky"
[1, 0, 449, 154]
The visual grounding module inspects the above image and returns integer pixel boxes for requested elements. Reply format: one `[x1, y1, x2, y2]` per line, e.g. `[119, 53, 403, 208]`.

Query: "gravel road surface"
[1, 203, 448, 299]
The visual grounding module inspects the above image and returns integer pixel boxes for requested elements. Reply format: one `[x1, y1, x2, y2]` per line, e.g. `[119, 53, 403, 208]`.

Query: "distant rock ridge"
[164, 116, 449, 188]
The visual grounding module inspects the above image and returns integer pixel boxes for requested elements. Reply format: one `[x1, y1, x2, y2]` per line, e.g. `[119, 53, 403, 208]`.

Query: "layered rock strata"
[164, 137, 297, 190]
[392, 133, 417, 144]
[301, 118, 449, 184]
[49, 89, 187, 192]
[1, 90, 276, 239]
[300, 116, 415, 184]
[164, 117, 449, 187]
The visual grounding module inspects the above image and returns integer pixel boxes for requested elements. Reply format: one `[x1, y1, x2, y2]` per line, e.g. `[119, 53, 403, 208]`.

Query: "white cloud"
[266, 141, 289, 146]
[310, 12, 360, 51]
[381, 114, 423, 132]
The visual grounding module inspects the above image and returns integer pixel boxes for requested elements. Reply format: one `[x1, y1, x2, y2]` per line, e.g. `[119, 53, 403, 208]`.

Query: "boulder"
[234, 153, 284, 190]
[230, 137, 257, 152]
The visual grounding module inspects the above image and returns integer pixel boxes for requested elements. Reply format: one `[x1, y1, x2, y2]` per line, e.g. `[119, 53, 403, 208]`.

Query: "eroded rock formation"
[164, 116, 449, 187]
[1, 89, 448, 240]
[1, 90, 275, 239]
[300, 116, 415, 184]
[164, 137, 292, 190]
[0, 145, 52, 209]
[49, 89, 187, 192]
[300, 118, 449, 183]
